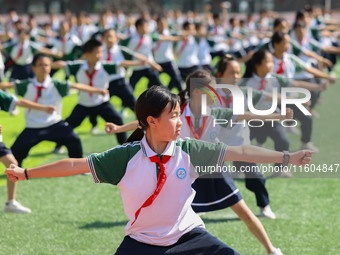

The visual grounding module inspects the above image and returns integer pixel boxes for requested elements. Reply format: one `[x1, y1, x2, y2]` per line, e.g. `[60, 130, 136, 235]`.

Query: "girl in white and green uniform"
[6, 86, 312, 255]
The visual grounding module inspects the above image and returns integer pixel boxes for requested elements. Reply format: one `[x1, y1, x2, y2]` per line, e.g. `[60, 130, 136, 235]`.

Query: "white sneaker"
[4, 200, 31, 213]
[52, 146, 65, 154]
[268, 248, 283, 255]
[260, 205, 276, 219]
[301, 142, 319, 153]
[90, 126, 99, 134]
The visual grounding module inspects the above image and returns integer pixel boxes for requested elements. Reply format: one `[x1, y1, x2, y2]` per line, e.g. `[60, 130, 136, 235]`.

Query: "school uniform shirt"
[0, 89, 17, 113]
[217, 87, 266, 146]
[196, 37, 212, 66]
[119, 33, 155, 71]
[239, 73, 290, 111]
[207, 25, 229, 53]
[87, 135, 227, 246]
[152, 29, 175, 64]
[65, 60, 117, 107]
[71, 24, 98, 44]
[103, 44, 136, 81]
[175, 35, 199, 68]
[49, 33, 83, 60]
[272, 52, 307, 79]
[14, 75, 70, 128]
[2, 40, 42, 66]
[180, 102, 235, 143]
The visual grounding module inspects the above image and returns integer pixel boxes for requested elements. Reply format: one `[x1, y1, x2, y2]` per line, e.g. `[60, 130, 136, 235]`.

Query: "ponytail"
[125, 128, 144, 143]
[243, 49, 270, 78]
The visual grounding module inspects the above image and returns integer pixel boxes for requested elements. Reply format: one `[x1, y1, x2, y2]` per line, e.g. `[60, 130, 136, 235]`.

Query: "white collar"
[252, 72, 271, 82]
[32, 75, 52, 88]
[82, 61, 102, 71]
[140, 135, 175, 158]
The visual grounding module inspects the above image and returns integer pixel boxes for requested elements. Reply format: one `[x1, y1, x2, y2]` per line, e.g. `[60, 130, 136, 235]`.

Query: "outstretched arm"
[70, 83, 109, 95]
[224, 145, 313, 166]
[105, 120, 138, 135]
[0, 81, 14, 89]
[5, 158, 90, 182]
[16, 99, 56, 114]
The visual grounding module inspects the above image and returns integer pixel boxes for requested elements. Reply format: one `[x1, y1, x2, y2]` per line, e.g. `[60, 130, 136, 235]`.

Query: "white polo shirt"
[0, 90, 17, 113]
[119, 33, 155, 71]
[240, 73, 290, 111]
[49, 33, 83, 60]
[217, 87, 266, 146]
[87, 135, 227, 246]
[197, 37, 212, 66]
[175, 35, 199, 68]
[14, 75, 70, 128]
[103, 44, 136, 81]
[208, 25, 229, 53]
[65, 60, 117, 107]
[71, 24, 98, 44]
[272, 52, 307, 79]
[152, 29, 175, 64]
[3, 39, 42, 66]
[180, 103, 234, 143]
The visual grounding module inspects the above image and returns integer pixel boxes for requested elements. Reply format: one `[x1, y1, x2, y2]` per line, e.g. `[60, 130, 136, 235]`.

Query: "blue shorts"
[115, 227, 240, 255]
[0, 142, 12, 157]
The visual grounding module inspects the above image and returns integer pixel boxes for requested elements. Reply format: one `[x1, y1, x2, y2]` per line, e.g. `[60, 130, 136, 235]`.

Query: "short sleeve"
[180, 138, 227, 177]
[65, 60, 83, 77]
[290, 40, 303, 56]
[272, 74, 290, 88]
[151, 33, 161, 42]
[119, 46, 135, 61]
[103, 62, 118, 75]
[0, 90, 17, 112]
[309, 39, 321, 53]
[249, 88, 266, 106]
[53, 79, 70, 97]
[14, 79, 30, 97]
[290, 54, 306, 73]
[119, 37, 131, 47]
[87, 142, 141, 185]
[30, 42, 42, 54]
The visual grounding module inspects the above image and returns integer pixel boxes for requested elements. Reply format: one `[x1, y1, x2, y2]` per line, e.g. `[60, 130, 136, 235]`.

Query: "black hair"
[135, 18, 147, 28]
[83, 39, 102, 53]
[296, 10, 307, 21]
[271, 31, 287, 46]
[195, 22, 203, 30]
[17, 28, 29, 35]
[243, 49, 270, 78]
[178, 70, 214, 107]
[229, 17, 235, 25]
[32, 53, 51, 66]
[182, 21, 192, 30]
[126, 86, 180, 143]
[213, 13, 220, 20]
[216, 54, 236, 77]
[273, 17, 286, 29]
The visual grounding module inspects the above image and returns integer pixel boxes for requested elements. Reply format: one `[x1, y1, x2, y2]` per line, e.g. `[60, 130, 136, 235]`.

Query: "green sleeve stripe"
[14, 79, 31, 97]
[103, 63, 117, 74]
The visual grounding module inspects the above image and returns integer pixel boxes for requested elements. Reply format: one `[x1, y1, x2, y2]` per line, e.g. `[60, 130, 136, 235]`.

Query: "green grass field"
[0, 66, 340, 254]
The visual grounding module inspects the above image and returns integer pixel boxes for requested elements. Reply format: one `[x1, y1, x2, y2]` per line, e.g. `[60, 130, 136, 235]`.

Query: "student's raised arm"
[105, 120, 138, 135]
[51, 60, 67, 69]
[70, 83, 109, 95]
[5, 158, 90, 182]
[16, 99, 56, 114]
[0, 81, 14, 89]
[224, 145, 313, 166]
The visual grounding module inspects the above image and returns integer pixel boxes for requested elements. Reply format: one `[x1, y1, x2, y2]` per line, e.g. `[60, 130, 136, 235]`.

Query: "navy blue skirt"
[192, 172, 242, 213]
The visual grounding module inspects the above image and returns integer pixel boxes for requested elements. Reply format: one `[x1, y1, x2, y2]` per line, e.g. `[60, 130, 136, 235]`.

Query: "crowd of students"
[1, 4, 338, 254]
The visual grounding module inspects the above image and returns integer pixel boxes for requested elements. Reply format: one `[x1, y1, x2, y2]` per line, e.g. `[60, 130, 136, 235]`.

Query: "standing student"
[5, 86, 312, 255]
[119, 18, 163, 90]
[195, 23, 213, 72]
[175, 21, 200, 81]
[152, 17, 184, 91]
[1, 28, 62, 81]
[1, 89, 55, 213]
[52, 39, 128, 146]
[0, 53, 107, 166]
[89, 29, 149, 132]
[216, 56, 281, 217]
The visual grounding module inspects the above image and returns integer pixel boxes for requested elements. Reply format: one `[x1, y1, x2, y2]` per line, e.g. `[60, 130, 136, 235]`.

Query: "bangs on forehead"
[168, 94, 180, 113]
